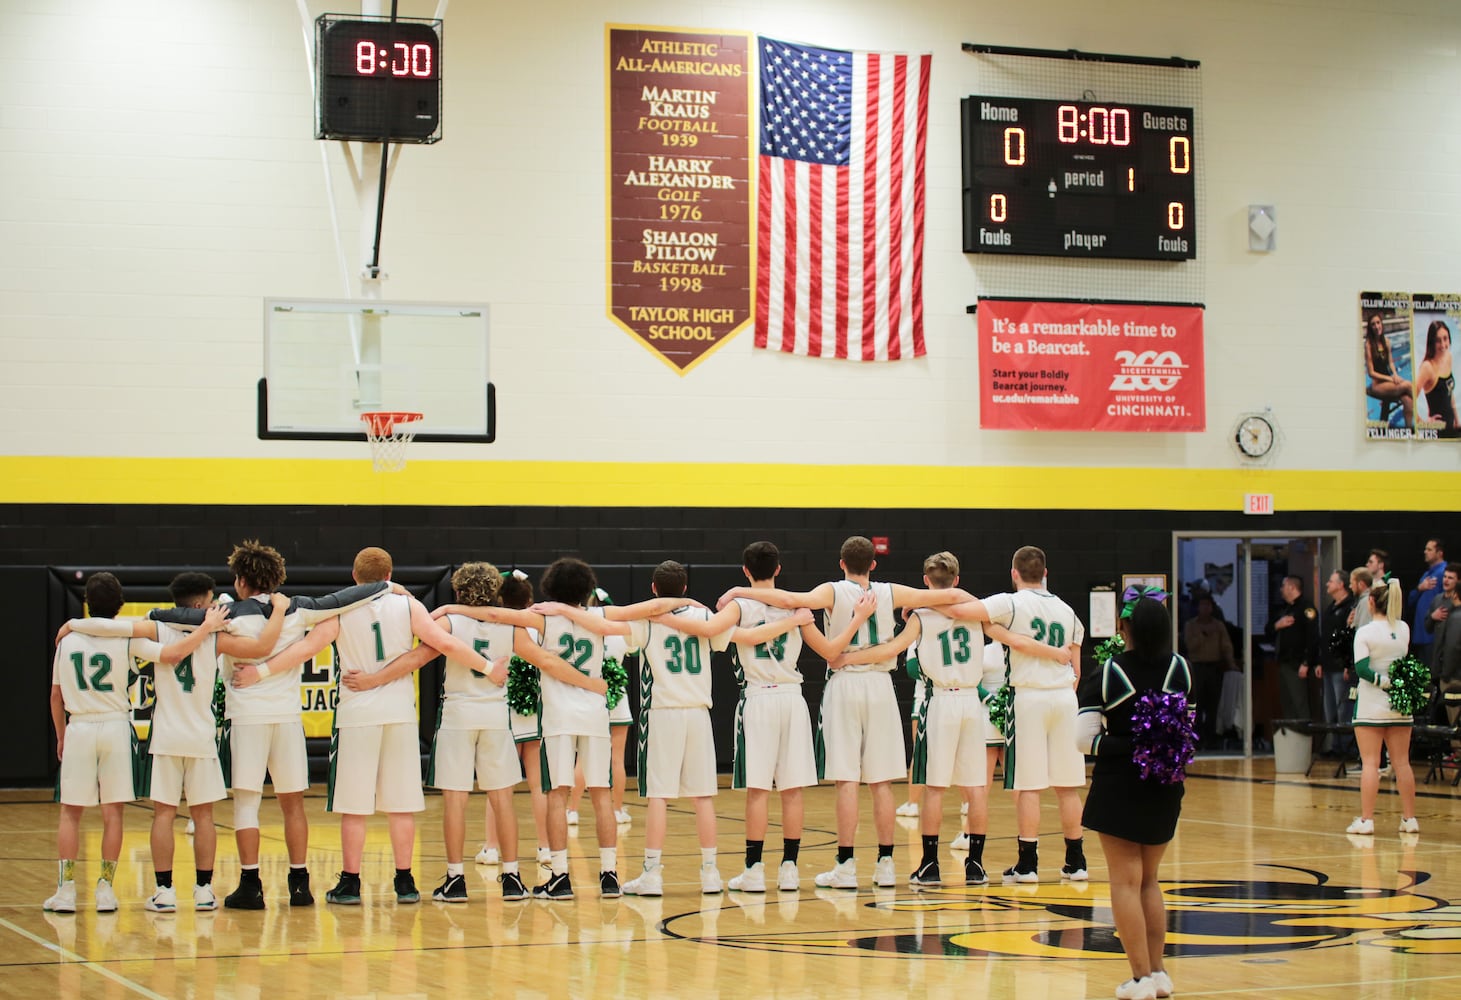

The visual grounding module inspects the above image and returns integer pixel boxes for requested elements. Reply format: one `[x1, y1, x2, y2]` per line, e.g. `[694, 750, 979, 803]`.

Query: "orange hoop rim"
[360, 411, 424, 436]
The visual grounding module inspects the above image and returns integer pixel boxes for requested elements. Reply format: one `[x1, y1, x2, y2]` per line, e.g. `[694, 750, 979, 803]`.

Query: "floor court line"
[0, 916, 170, 1000]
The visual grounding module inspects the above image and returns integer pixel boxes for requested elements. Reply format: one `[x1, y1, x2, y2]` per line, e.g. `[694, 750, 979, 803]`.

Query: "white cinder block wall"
[2, 0, 1458, 470]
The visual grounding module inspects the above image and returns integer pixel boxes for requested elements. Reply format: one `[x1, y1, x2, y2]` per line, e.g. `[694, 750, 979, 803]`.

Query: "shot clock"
[961, 95, 1196, 261]
[315, 15, 443, 144]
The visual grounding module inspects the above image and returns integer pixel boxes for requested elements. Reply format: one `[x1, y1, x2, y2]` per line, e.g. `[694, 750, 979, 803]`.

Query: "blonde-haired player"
[47, 573, 226, 913]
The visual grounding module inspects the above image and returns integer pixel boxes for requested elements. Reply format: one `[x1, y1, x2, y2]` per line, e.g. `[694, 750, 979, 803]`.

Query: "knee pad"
[232, 789, 263, 831]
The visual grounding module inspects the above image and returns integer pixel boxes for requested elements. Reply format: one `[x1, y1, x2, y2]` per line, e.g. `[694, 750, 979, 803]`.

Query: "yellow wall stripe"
[2, 456, 1457, 510]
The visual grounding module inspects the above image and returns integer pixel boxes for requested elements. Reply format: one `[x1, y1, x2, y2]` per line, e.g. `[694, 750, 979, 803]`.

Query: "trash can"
[1273, 719, 1312, 773]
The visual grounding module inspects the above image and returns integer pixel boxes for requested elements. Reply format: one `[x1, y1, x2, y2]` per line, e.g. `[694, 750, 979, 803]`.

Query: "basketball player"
[568, 588, 634, 828]
[973, 545, 1087, 884]
[832, 552, 1069, 888]
[339, 560, 608, 903]
[65, 573, 290, 912]
[153, 539, 392, 909]
[437, 557, 690, 900]
[717, 536, 972, 889]
[668, 541, 872, 893]
[947, 638, 1011, 859]
[47, 573, 226, 913]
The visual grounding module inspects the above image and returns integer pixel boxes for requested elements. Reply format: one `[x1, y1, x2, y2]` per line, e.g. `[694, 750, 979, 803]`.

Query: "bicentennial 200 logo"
[1109, 350, 1186, 392]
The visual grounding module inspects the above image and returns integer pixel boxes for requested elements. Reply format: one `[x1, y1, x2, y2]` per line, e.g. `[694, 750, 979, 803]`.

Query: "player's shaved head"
[353, 547, 393, 583]
[452, 562, 502, 606]
[840, 536, 876, 575]
[85, 572, 125, 619]
[229, 539, 286, 594]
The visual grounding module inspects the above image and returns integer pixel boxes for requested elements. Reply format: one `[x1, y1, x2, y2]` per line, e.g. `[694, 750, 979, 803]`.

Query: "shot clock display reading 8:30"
[961, 95, 1197, 261]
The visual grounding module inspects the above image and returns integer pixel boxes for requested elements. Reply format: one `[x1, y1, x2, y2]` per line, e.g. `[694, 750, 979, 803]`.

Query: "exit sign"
[1244, 493, 1274, 515]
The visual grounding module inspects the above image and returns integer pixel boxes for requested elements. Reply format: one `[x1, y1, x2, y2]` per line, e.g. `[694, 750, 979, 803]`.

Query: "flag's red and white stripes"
[755, 50, 930, 361]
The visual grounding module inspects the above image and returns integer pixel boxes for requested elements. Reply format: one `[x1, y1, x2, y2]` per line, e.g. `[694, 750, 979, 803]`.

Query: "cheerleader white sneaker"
[895, 801, 919, 818]
[1151, 969, 1174, 997]
[949, 833, 971, 850]
[615, 810, 632, 825]
[1345, 817, 1375, 835]
[1399, 817, 1420, 834]
[475, 846, 500, 865]
[1115, 975, 1157, 1000]
[565, 811, 579, 826]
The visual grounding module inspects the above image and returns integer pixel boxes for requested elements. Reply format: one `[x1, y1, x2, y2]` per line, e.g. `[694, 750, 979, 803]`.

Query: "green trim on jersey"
[325, 641, 342, 812]
[731, 694, 748, 790]
[131, 729, 151, 800]
[425, 677, 447, 788]
[814, 698, 827, 781]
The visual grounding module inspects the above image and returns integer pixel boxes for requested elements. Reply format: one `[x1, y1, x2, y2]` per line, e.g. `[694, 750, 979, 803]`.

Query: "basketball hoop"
[360, 411, 423, 472]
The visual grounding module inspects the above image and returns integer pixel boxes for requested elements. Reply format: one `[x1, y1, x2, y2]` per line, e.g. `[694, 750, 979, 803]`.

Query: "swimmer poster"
[1360, 291, 1460, 442]
[976, 299, 1205, 432]
[606, 26, 754, 374]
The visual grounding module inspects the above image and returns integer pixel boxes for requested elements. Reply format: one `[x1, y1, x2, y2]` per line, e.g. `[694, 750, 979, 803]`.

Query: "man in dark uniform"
[1316, 570, 1355, 756]
[1266, 575, 1319, 723]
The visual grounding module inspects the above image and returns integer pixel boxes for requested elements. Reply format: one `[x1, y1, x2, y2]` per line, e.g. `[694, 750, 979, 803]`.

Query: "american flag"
[755, 37, 930, 361]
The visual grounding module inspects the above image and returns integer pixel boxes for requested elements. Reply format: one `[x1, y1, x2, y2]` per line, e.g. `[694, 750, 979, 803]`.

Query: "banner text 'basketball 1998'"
[977, 300, 1206, 431]
[607, 26, 753, 374]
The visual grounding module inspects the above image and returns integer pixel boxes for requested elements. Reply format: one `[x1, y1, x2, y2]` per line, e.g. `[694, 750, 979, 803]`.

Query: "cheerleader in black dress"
[1077, 597, 1191, 1000]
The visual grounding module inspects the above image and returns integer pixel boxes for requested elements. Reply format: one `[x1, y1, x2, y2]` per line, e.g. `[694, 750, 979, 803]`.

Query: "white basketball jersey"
[53, 633, 157, 718]
[627, 608, 731, 710]
[334, 592, 418, 727]
[150, 622, 220, 757]
[439, 614, 512, 731]
[731, 597, 804, 686]
[826, 580, 896, 673]
[909, 609, 985, 689]
[982, 589, 1085, 689]
[538, 610, 608, 738]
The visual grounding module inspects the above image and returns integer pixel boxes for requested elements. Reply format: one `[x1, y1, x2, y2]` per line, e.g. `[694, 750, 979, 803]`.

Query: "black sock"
[968, 834, 987, 863]
[783, 838, 801, 864]
[837, 846, 855, 864]
[342, 870, 361, 880]
[156, 870, 173, 889]
[241, 868, 262, 884]
[395, 868, 412, 879]
[1017, 837, 1038, 870]
[289, 865, 307, 876]
[195, 869, 212, 887]
[920, 835, 939, 866]
[877, 843, 894, 862]
[745, 840, 764, 868]
[1065, 836, 1085, 865]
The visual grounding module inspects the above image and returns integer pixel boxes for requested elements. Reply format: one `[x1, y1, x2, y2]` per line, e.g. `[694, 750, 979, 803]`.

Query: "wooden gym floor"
[3, 757, 1460, 999]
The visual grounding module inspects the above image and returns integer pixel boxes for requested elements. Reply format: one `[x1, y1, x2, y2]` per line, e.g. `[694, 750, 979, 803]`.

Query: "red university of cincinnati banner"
[977, 299, 1205, 432]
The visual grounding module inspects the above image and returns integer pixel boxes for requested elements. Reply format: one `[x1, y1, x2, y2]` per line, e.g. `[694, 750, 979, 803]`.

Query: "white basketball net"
[361, 412, 423, 472]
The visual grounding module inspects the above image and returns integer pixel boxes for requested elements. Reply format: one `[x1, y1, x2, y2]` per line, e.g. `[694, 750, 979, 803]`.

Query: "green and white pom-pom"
[985, 685, 1014, 736]
[602, 656, 628, 711]
[1387, 654, 1431, 716]
[506, 656, 540, 717]
[1093, 634, 1126, 667]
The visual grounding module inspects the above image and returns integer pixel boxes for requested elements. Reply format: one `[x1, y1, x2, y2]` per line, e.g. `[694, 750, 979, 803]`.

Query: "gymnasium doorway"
[1172, 531, 1343, 759]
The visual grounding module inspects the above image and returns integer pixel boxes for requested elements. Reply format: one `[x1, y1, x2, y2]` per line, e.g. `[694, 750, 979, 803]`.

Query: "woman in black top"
[1078, 598, 1192, 1000]
[1363, 312, 1414, 427]
[1418, 320, 1458, 437]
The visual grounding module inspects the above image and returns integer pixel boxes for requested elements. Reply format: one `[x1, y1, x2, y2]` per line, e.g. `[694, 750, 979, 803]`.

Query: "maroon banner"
[607, 26, 753, 374]
[978, 300, 1205, 431]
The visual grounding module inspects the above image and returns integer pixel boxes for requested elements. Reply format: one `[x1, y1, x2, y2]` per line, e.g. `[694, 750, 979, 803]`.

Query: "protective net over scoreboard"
[962, 46, 1205, 306]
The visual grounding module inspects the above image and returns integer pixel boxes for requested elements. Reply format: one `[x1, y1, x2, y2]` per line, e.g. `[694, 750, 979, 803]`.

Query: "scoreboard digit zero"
[961, 95, 1196, 261]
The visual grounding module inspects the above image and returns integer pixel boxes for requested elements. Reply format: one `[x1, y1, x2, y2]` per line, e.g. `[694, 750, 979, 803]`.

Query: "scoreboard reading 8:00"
[961, 95, 1197, 261]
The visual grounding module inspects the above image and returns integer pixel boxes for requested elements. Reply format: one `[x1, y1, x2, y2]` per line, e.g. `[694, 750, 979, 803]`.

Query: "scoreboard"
[962, 95, 1197, 261]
